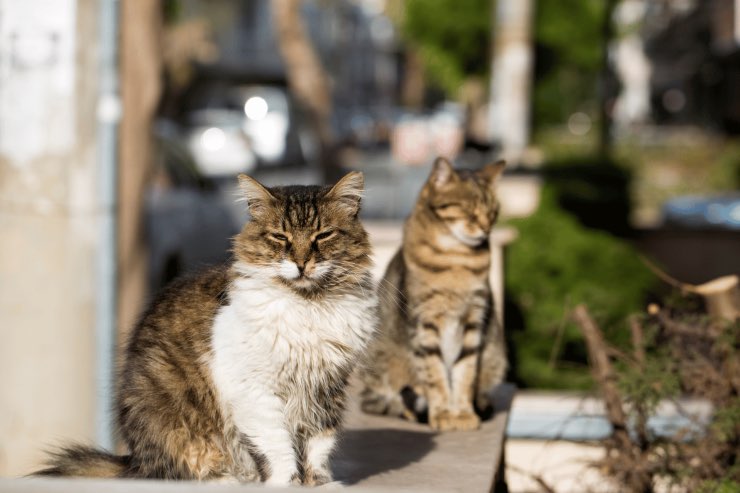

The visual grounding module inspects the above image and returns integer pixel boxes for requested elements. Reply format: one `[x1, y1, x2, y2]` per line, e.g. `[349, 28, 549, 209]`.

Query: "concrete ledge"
[0, 385, 514, 492]
[333, 383, 515, 491]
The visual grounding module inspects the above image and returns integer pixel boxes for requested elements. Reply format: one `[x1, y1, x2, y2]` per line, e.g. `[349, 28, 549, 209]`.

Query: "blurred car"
[663, 194, 740, 230]
[186, 108, 257, 176]
[177, 75, 319, 176]
[238, 85, 292, 164]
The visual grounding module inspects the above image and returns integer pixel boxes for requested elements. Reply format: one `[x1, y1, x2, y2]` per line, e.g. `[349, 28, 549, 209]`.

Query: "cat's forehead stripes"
[432, 173, 490, 204]
[458, 170, 493, 196]
[271, 185, 327, 230]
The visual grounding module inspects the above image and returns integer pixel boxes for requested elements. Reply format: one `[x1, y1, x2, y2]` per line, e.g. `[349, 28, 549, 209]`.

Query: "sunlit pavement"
[506, 439, 611, 493]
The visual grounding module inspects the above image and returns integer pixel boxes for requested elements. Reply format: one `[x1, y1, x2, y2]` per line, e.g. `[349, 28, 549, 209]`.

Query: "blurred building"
[643, 0, 740, 132]
[0, 0, 103, 476]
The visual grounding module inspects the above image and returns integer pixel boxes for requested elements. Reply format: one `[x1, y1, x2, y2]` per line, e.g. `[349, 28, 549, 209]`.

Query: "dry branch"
[629, 316, 649, 450]
[629, 316, 645, 366]
[573, 305, 629, 447]
[573, 305, 654, 492]
[576, 300, 738, 491]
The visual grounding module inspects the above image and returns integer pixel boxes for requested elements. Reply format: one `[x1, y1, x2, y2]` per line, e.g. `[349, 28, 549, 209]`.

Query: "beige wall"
[0, 0, 100, 476]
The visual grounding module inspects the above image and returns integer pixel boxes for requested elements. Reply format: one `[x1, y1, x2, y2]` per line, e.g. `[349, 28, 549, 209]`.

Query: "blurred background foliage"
[505, 188, 655, 389]
[400, 0, 609, 129]
[400, 0, 492, 97]
[391, 0, 740, 390]
[153, 0, 738, 391]
[533, 0, 608, 130]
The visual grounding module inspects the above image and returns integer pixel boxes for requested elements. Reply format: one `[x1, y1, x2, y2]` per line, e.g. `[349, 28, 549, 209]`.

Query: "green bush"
[533, 0, 607, 129]
[505, 187, 655, 389]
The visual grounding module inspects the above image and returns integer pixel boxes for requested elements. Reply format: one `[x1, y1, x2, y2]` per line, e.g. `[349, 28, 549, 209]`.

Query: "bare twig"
[572, 305, 629, 447]
[629, 316, 649, 450]
[639, 255, 692, 292]
[629, 316, 646, 366]
[572, 305, 655, 492]
[629, 316, 649, 451]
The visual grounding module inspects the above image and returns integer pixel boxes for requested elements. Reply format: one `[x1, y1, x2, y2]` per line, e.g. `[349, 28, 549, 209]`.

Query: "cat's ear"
[326, 171, 364, 216]
[237, 174, 276, 217]
[478, 160, 506, 187]
[429, 157, 457, 188]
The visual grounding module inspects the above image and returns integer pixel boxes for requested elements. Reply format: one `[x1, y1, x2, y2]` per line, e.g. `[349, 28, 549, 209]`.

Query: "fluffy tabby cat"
[36, 172, 377, 485]
[360, 158, 507, 431]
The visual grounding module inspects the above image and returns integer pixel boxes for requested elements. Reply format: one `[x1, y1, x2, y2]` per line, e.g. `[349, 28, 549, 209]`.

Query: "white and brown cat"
[36, 172, 377, 485]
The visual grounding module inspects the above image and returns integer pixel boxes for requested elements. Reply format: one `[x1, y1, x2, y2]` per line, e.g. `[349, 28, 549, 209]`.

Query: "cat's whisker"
[326, 263, 407, 315]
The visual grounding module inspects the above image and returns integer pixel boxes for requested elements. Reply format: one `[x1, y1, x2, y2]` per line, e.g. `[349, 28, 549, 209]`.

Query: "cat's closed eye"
[433, 203, 467, 219]
[314, 230, 335, 242]
[268, 232, 290, 243]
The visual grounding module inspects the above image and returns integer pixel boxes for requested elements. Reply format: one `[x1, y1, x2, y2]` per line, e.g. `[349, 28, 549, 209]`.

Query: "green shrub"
[505, 187, 655, 389]
[598, 304, 739, 490]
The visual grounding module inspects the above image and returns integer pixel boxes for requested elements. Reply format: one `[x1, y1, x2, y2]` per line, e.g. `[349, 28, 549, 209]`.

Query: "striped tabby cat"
[36, 173, 377, 485]
[360, 158, 507, 431]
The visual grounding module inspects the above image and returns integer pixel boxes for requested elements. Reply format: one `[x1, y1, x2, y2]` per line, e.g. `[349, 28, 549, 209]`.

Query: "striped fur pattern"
[360, 158, 508, 431]
[36, 173, 377, 485]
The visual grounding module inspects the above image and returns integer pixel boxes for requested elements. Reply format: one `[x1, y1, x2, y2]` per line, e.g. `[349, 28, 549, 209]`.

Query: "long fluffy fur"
[34, 445, 129, 478]
[34, 174, 377, 485]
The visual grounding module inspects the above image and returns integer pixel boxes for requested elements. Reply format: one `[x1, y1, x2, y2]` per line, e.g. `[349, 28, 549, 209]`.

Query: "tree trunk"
[402, 47, 426, 109]
[271, 0, 339, 183]
[119, 1, 162, 336]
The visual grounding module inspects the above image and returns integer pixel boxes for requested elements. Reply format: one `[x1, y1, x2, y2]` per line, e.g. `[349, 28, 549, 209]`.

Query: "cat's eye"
[314, 230, 335, 242]
[434, 203, 460, 210]
[433, 202, 465, 219]
[268, 232, 289, 243]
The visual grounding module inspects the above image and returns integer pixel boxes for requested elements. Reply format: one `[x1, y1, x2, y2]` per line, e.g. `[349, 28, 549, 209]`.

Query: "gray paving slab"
[333, 383, 515, 491]
[0, 386, 513, 493]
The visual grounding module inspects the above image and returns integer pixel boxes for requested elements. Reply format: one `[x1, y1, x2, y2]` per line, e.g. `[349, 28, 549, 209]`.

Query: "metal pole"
[95, 0, 121, 450]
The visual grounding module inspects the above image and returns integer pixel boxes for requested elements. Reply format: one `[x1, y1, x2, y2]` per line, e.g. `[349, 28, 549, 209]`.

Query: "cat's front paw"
[303, 468, 333, 487]
[452, 410, 481, 431]
[265, 473, 301, 487]
[361, 392, 413, 420]
[429, 409, 456, 431]
[429, 409, 481, 431]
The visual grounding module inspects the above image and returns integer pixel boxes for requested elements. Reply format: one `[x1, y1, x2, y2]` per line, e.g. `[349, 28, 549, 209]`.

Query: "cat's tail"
[32, 444, 130, 478]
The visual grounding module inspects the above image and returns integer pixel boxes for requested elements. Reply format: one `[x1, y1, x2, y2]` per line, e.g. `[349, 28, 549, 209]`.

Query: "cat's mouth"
[450, 228, 488, 247]
[460, 235, 486, 247]
[275, 260, 338, 292]
[291, 275, 316, 287]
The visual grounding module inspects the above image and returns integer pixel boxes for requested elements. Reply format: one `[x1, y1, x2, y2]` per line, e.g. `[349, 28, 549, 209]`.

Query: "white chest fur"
[208, 270, 377, 412]
[207, 267, 377, 483]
